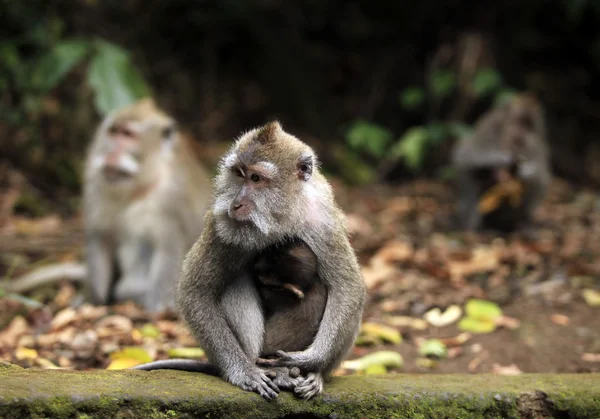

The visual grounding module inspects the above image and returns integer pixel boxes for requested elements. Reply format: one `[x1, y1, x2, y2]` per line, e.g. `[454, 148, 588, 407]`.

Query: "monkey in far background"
[451, 93, 552, 232]
[253, 239, 327, 358]
[83, 98, 211, 312]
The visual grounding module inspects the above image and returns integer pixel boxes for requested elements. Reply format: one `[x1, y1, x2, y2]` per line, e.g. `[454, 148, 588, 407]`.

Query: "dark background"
[2, 0, 600, 214]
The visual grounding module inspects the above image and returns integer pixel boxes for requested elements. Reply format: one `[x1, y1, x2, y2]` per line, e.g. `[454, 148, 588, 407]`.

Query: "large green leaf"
[345, 120, 393, 158]
[472, 68, 503, 98]
[87, 40, 150, 115]
[399, 86, 425, 110]
[390, 126, 429, 171]
[429, 69, 456, 99]
[31, 39, 90, 93]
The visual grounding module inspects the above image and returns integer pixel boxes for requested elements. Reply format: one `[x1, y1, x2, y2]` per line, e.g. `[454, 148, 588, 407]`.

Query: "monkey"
[451, 93, 552, 232]
[83, 98, 211, 313]
[253, 239, 327, 358]
[133, 121, 367, 401]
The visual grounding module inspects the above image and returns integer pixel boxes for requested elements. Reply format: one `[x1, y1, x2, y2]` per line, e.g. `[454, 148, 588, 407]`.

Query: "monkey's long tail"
[132, 360, 220, 376]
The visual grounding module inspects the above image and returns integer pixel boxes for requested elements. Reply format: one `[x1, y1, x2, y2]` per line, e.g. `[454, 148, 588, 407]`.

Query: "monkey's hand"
[258, 350, 319, 371]
[228, 367, 280, 400]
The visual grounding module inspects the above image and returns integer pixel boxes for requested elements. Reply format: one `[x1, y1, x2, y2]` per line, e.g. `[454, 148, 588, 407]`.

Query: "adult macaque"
[134, 121, 366, 401]
[254, 240, 327, 357]
[84, 98, 210, 312]
[451, 93, 551, 231]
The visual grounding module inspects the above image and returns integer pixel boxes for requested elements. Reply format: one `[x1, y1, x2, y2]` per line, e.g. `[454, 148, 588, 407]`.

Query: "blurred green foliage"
[2, 0, 600, 195]
[345, 66, 513, 180]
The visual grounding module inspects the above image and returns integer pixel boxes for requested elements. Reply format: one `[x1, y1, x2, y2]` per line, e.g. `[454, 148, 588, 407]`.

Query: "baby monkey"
[254, 240, 327, 358]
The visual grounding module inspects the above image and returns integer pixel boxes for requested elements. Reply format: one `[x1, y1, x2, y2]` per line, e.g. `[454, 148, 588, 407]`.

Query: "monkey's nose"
[233, 203, 243, 211]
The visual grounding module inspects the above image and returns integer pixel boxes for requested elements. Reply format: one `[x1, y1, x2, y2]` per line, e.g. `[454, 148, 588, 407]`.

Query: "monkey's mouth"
[103, 167, 134, 182]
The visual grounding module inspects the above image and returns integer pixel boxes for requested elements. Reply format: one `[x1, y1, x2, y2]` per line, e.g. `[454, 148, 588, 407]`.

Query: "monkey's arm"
[177, 212, 279, 400]
[85, 233, 114, 304]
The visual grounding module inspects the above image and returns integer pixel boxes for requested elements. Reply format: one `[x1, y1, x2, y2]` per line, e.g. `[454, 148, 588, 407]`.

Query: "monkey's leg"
[143, 236, 185, 313]
[113, 238, 153, 308]
[221, 272, 265, 359]
[86, 234, 114, 304]
[294, 372, 324, 399]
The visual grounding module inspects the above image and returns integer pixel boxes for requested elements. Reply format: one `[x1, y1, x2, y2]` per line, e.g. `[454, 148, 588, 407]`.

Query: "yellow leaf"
[107, 357, 146, 370]
[167, 347, 206, 359]
[36, 358, 60, 369]
[364, 364, 387, 375]
[109, 347, 152, 363]
[15, 347, 38, 360]
[359, 322, 402, 344]
[582, 289, 600, 307]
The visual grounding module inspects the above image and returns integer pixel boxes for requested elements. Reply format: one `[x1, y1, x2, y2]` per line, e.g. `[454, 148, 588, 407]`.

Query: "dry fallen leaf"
[581, 353, 600, 363]
[438, 332, 472, 347]
[50, 307, 78, 331]
[0, 316, 30, 347]
[491, 363, 523, 376]
[478, 178, 524, 214]
[550, 314, 570, 326]
[382, 315, 428, 330]
[95, 315, 133, 337]
[423, 305, 462, 327]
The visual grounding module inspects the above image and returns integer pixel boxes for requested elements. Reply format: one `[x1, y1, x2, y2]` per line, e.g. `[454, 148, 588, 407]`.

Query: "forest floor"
[0, 176, 599, 377]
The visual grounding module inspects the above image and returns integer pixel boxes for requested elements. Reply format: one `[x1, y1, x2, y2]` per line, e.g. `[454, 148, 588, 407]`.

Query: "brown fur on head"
[213, 121, 333, 250]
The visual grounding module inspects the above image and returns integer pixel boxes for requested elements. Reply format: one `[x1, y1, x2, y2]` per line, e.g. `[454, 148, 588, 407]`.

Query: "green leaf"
[418, 339, 448, 359]
[399, 86, 425, 110]
[345, 120, 393, 158]
[87, 40, 151, 115]
[458, 317, 497, 334]
[429, 69, 456, 99]
[472, 68, 503, 98]
[139, 323, 161, 338]
[426, 122, 447, 145]
[31, 39, 90, 93]
[390, 126, 429, 171]
[464, 299, 503, 321]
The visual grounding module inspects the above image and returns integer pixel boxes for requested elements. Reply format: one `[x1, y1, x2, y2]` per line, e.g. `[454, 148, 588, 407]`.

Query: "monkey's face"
[213, 122, 318, 249]
[92, 100, 177, 187]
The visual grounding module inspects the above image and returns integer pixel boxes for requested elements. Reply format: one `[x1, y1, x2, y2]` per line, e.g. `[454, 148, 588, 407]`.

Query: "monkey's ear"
[296, 154, 313, 181]
[256, 121, 282, 144]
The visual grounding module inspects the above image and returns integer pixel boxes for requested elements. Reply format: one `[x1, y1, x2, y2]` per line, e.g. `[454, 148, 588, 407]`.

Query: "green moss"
[0, 370, 598, 418]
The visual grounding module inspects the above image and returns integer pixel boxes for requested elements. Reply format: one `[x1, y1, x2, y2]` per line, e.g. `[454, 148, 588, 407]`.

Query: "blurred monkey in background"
[83, 98, 211, 312]
[451, 93, 551, 232]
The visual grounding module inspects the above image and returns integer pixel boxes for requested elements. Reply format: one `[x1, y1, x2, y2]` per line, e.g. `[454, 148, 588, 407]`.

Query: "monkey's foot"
[229, 368, 280, 401]
[263, 367, 303, 391]
[294, 372, 324, 399]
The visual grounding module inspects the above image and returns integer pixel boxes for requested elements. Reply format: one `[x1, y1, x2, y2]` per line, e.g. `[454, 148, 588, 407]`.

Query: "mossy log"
[0, 362, 598, 418]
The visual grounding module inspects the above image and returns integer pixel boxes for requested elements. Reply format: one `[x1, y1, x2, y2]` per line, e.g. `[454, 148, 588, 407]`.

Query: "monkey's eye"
[299, 164, 309, 172]
[250, 173, 261, 183]
[108, 125, 119, 135]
